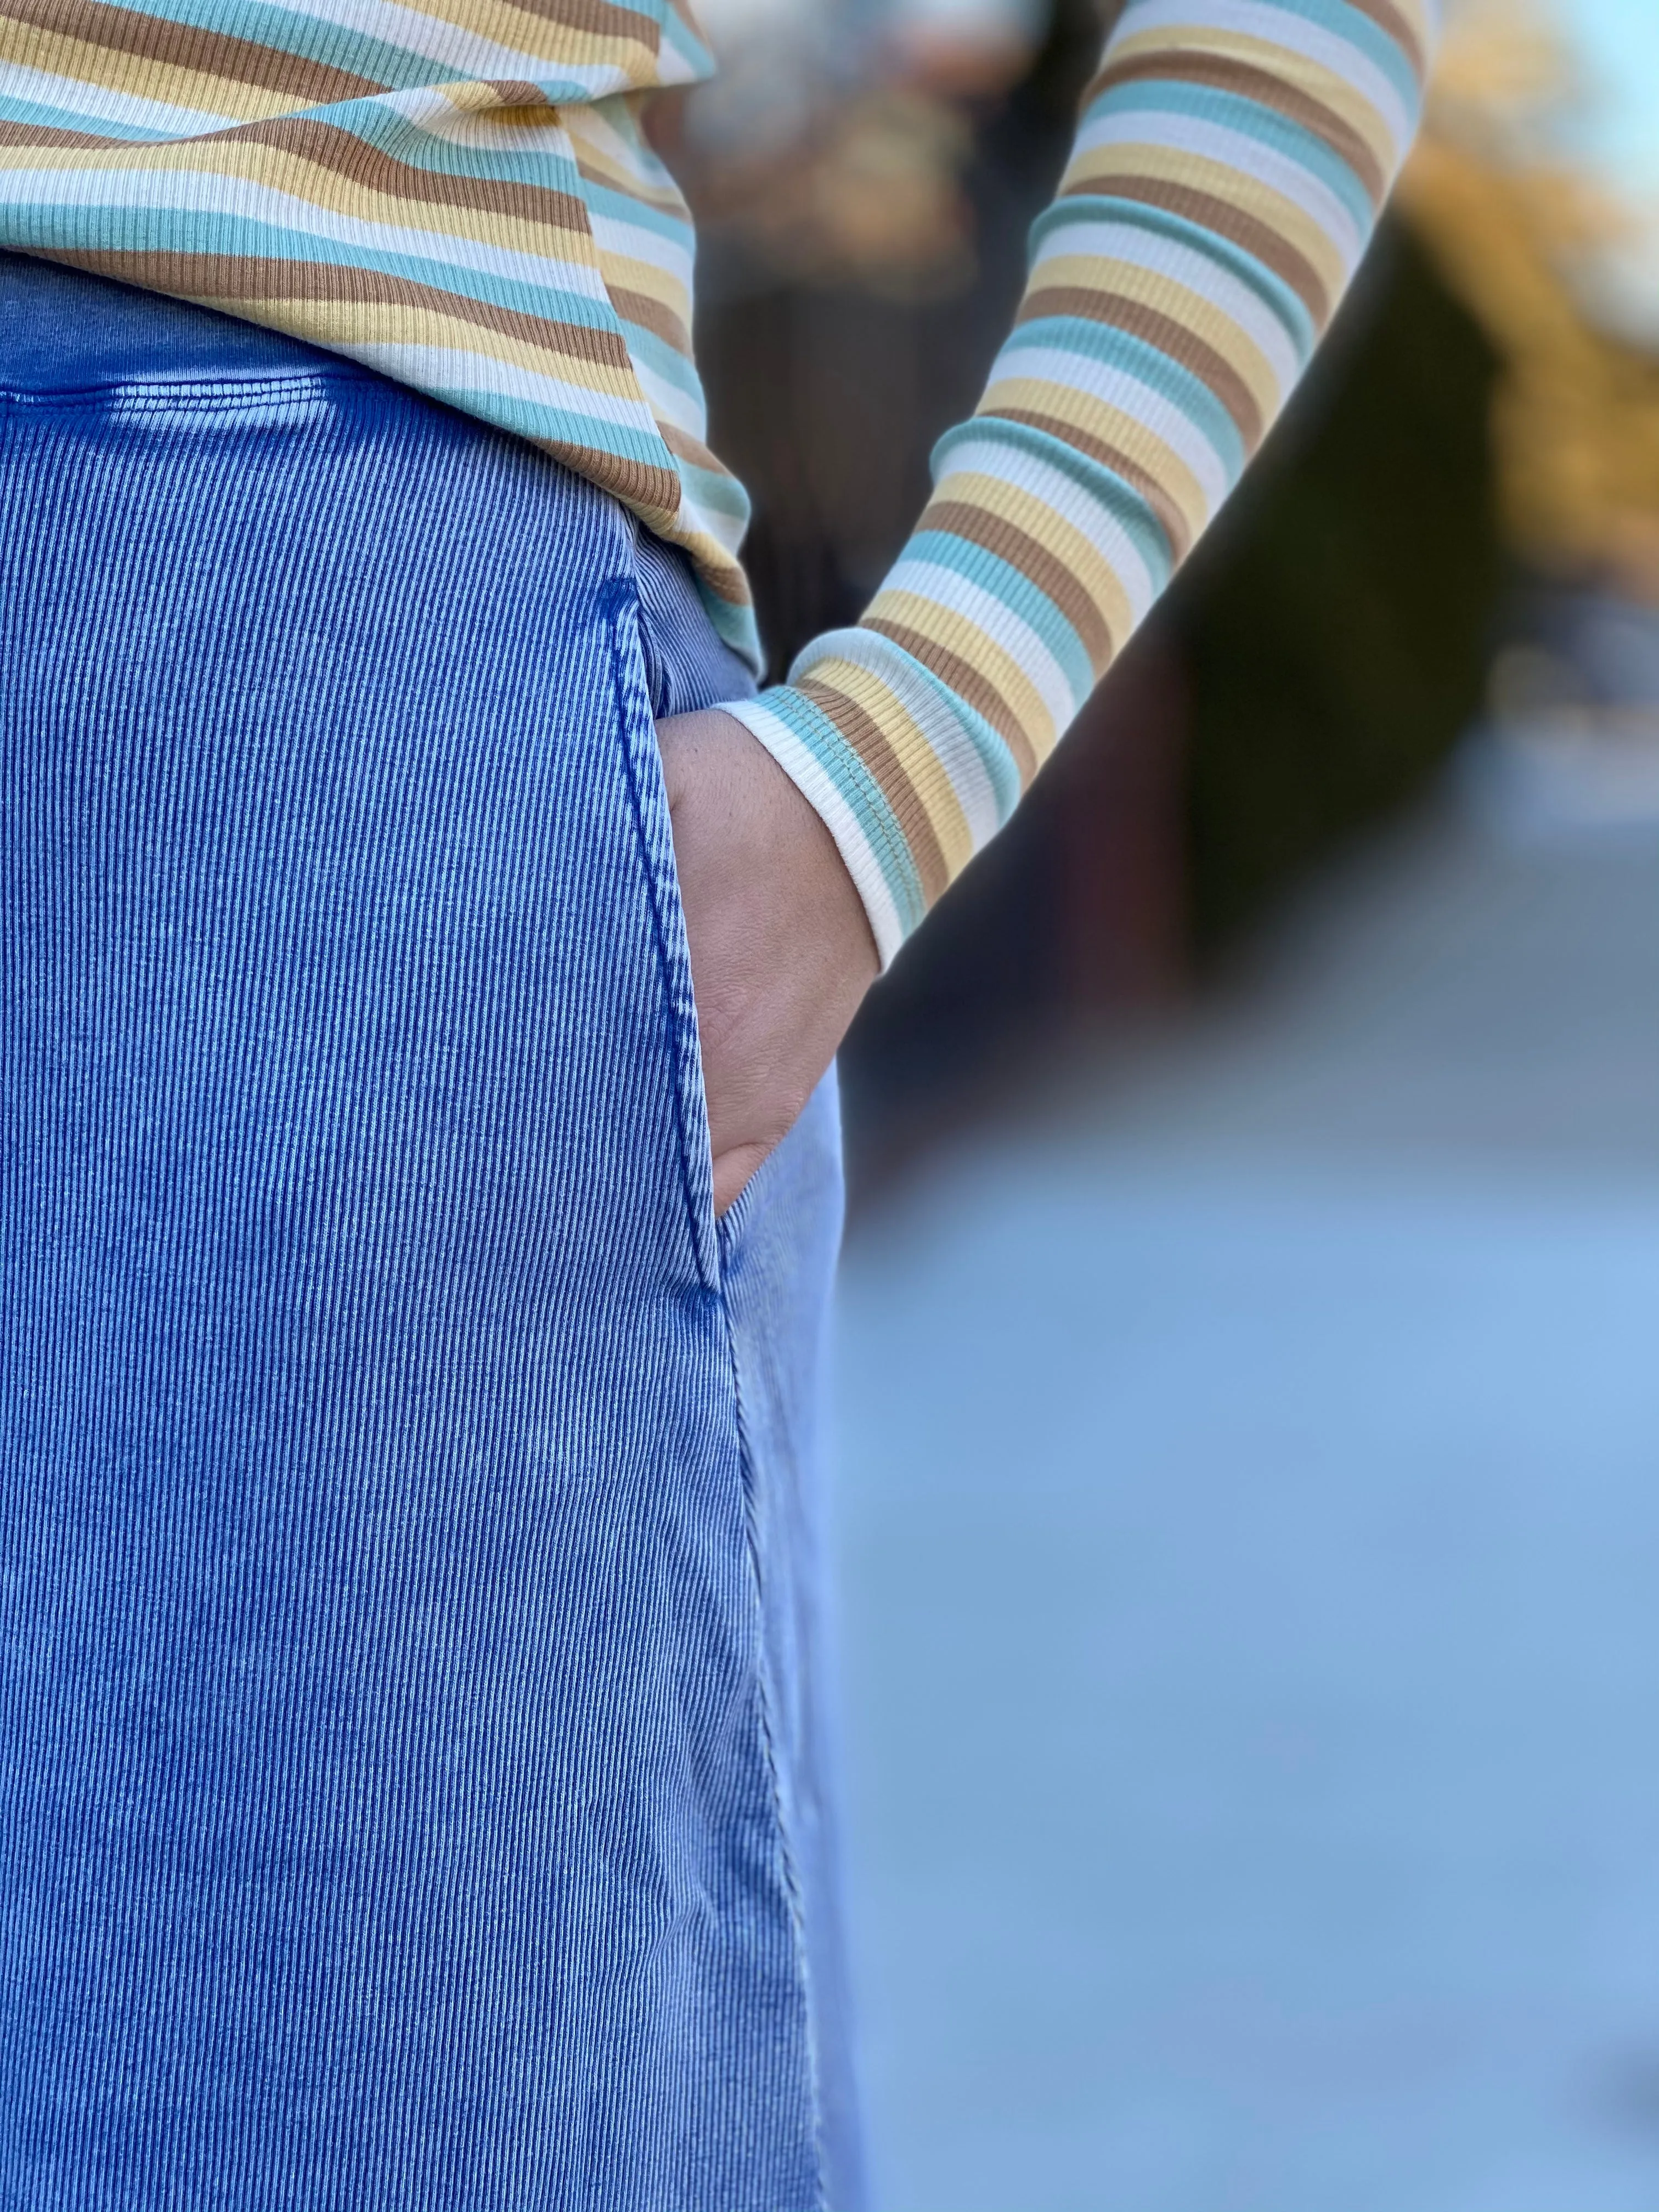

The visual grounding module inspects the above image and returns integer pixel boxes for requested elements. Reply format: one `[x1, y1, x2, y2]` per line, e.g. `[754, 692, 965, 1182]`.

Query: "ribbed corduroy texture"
[0, 259, 857, 2211]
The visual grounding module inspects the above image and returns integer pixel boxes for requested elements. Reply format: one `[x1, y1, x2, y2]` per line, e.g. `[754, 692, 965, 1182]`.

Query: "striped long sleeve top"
[0, 0, 1433, 962]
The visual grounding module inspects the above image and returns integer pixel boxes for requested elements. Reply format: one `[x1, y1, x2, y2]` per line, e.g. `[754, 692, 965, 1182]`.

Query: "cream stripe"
[1029, 250, 1288, 420]
[672, 488, 748, 562]
[724, 700, 906, 967]
[923, 470, 1141, 655]
[0, 156, 617, 298]
[984, 351, 1231, 510]
[0, 29, 306, 125]
[1109, 3, 1416, 150]
[0, 132, 603, 262]
[334, 0, 657, 74]
[584, 219, 693, 295]
[562, 98, 684, 205]
[1076, 108, 1365, 266]
[347, 337, 659, 425]
[876, 559, 1083, 733]
[371, 83, 624, 144]
[788, 633, 998, 855]
[631, 354, 706, 438]
[862, 589, 1058, 756]
[1031, 218, 1303, 391]
[218, 0, 595, 86]
[786, 655, 980, 873]
[1064, 139, 1350, 303]
[935, 435, 1161, 620]
[0, 58, 239, 133]
[1102, 24, 1403, 175]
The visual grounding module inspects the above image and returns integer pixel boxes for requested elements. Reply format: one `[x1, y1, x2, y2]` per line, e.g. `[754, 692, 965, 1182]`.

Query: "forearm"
[723, 0, 1435, 963]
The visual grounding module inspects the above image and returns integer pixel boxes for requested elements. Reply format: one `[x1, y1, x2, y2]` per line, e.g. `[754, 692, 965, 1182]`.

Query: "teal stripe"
[579, 177, 695, 246]
[1028, 194, 1318, 359]
[659, 8, 715, 83]
[842, 640, 1026, 826]
[675, 456, 751, 522]
[619, 318, 700, 395]
[1091, 77, 1379, 232]
[750, 686, 927, 935]
[900, 530, 1096, 703]
[94, 0, 475, 93]
[996, 313, 1249, 478]
[693, 580, 763, 675]
[931, 414, 1179, 586]
[0, 200, 627, 332]
[424, 383, 668, 465]
[1118, 0, 1423, 111]
[294, 97, 589, 195]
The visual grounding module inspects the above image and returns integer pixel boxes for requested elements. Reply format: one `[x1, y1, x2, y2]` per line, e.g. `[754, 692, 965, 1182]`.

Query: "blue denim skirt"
[0, 255, 861, 2212]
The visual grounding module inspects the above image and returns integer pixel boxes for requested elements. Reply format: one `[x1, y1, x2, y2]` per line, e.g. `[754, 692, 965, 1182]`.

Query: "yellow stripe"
[796, 658, 978, 879]
[0, 33, 300, 125]
[860, 589, 1060, 759]
[354, 0, 658, 81]
[562, 101, 686, 211]
[1103, 25, 1406, 174]
[589, 247, 689, 323]
[151, 291, 645, 398]
[1032, 249, 1288, 420]
[974, 373, 1215, 540]
[0, 132, 606, 258]
[921, 466, 1139, 665]
[1064, 137, 1353, 297]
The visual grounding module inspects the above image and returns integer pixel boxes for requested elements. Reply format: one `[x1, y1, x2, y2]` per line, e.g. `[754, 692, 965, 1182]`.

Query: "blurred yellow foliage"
[1398, 0, 1659, 599]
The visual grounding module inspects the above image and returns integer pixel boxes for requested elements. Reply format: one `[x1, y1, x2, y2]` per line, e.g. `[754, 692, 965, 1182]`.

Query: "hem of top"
[716, 692, 913, 970]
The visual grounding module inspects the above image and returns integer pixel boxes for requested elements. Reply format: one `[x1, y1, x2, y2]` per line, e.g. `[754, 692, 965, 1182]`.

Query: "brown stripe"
[606, 285, 691, 357]
[921, 499, 1116, 672]
[489, 0, 657, 42]
[657, 419, 737, 479]
[986, 405, 1195, 560]
[0, 0, 383, 103]
[207, 114, 592, 235]
[0, 116, 119, 147]
[478, 80, 549, 107]
[1088, 50, 1387, 204]
[1338, 0, 1426, 82]
[793, 679, 953, 905]
[1063, 170, 1331, 327]
[1018, 283, 1265, 450]
[535, 437, 681, 522]
[41, 246, 635, 365]
[857, 622, 1042, 785]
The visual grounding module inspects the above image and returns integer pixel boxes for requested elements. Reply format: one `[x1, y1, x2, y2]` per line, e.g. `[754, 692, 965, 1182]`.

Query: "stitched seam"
[602, 575, 718, 1296]
[719, 1279, 834, 2212]
[607, 573, 828, 2204]
[0, 371, 375, 409]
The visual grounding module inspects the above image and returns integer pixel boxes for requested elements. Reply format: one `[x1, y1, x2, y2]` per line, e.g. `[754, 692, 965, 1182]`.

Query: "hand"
[656, 708, 880, 1215]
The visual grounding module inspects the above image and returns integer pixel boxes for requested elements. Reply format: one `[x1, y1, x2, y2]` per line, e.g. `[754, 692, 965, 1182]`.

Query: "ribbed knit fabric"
[0, 0, 1432, 961]
[0, 0, 761, 661]
[726, 0, 1436, 960]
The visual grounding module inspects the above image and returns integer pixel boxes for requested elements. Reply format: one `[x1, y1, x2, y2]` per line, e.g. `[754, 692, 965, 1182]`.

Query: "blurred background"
[669, 3, 1659, 2204]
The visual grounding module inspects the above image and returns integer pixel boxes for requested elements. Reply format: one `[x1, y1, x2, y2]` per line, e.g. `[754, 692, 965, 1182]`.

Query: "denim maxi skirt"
[0, 253, 862, 2212]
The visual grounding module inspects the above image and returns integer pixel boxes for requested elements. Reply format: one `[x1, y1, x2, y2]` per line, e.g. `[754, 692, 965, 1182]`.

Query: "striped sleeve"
[722, 0, 1436, 966]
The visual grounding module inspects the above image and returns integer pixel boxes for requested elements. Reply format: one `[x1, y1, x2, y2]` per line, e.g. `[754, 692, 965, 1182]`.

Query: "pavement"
[831, 755, 1659, 2211]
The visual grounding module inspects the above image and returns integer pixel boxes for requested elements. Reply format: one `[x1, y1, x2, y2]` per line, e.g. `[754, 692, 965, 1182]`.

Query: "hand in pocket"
[656, 708, 879, 1215]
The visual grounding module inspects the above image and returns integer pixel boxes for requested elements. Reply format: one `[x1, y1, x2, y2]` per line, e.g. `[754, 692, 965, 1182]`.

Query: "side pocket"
[601, 577, 723, 1295]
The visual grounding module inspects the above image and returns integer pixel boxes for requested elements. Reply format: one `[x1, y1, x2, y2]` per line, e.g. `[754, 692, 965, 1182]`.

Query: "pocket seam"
[602, 575, 723, 1296]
